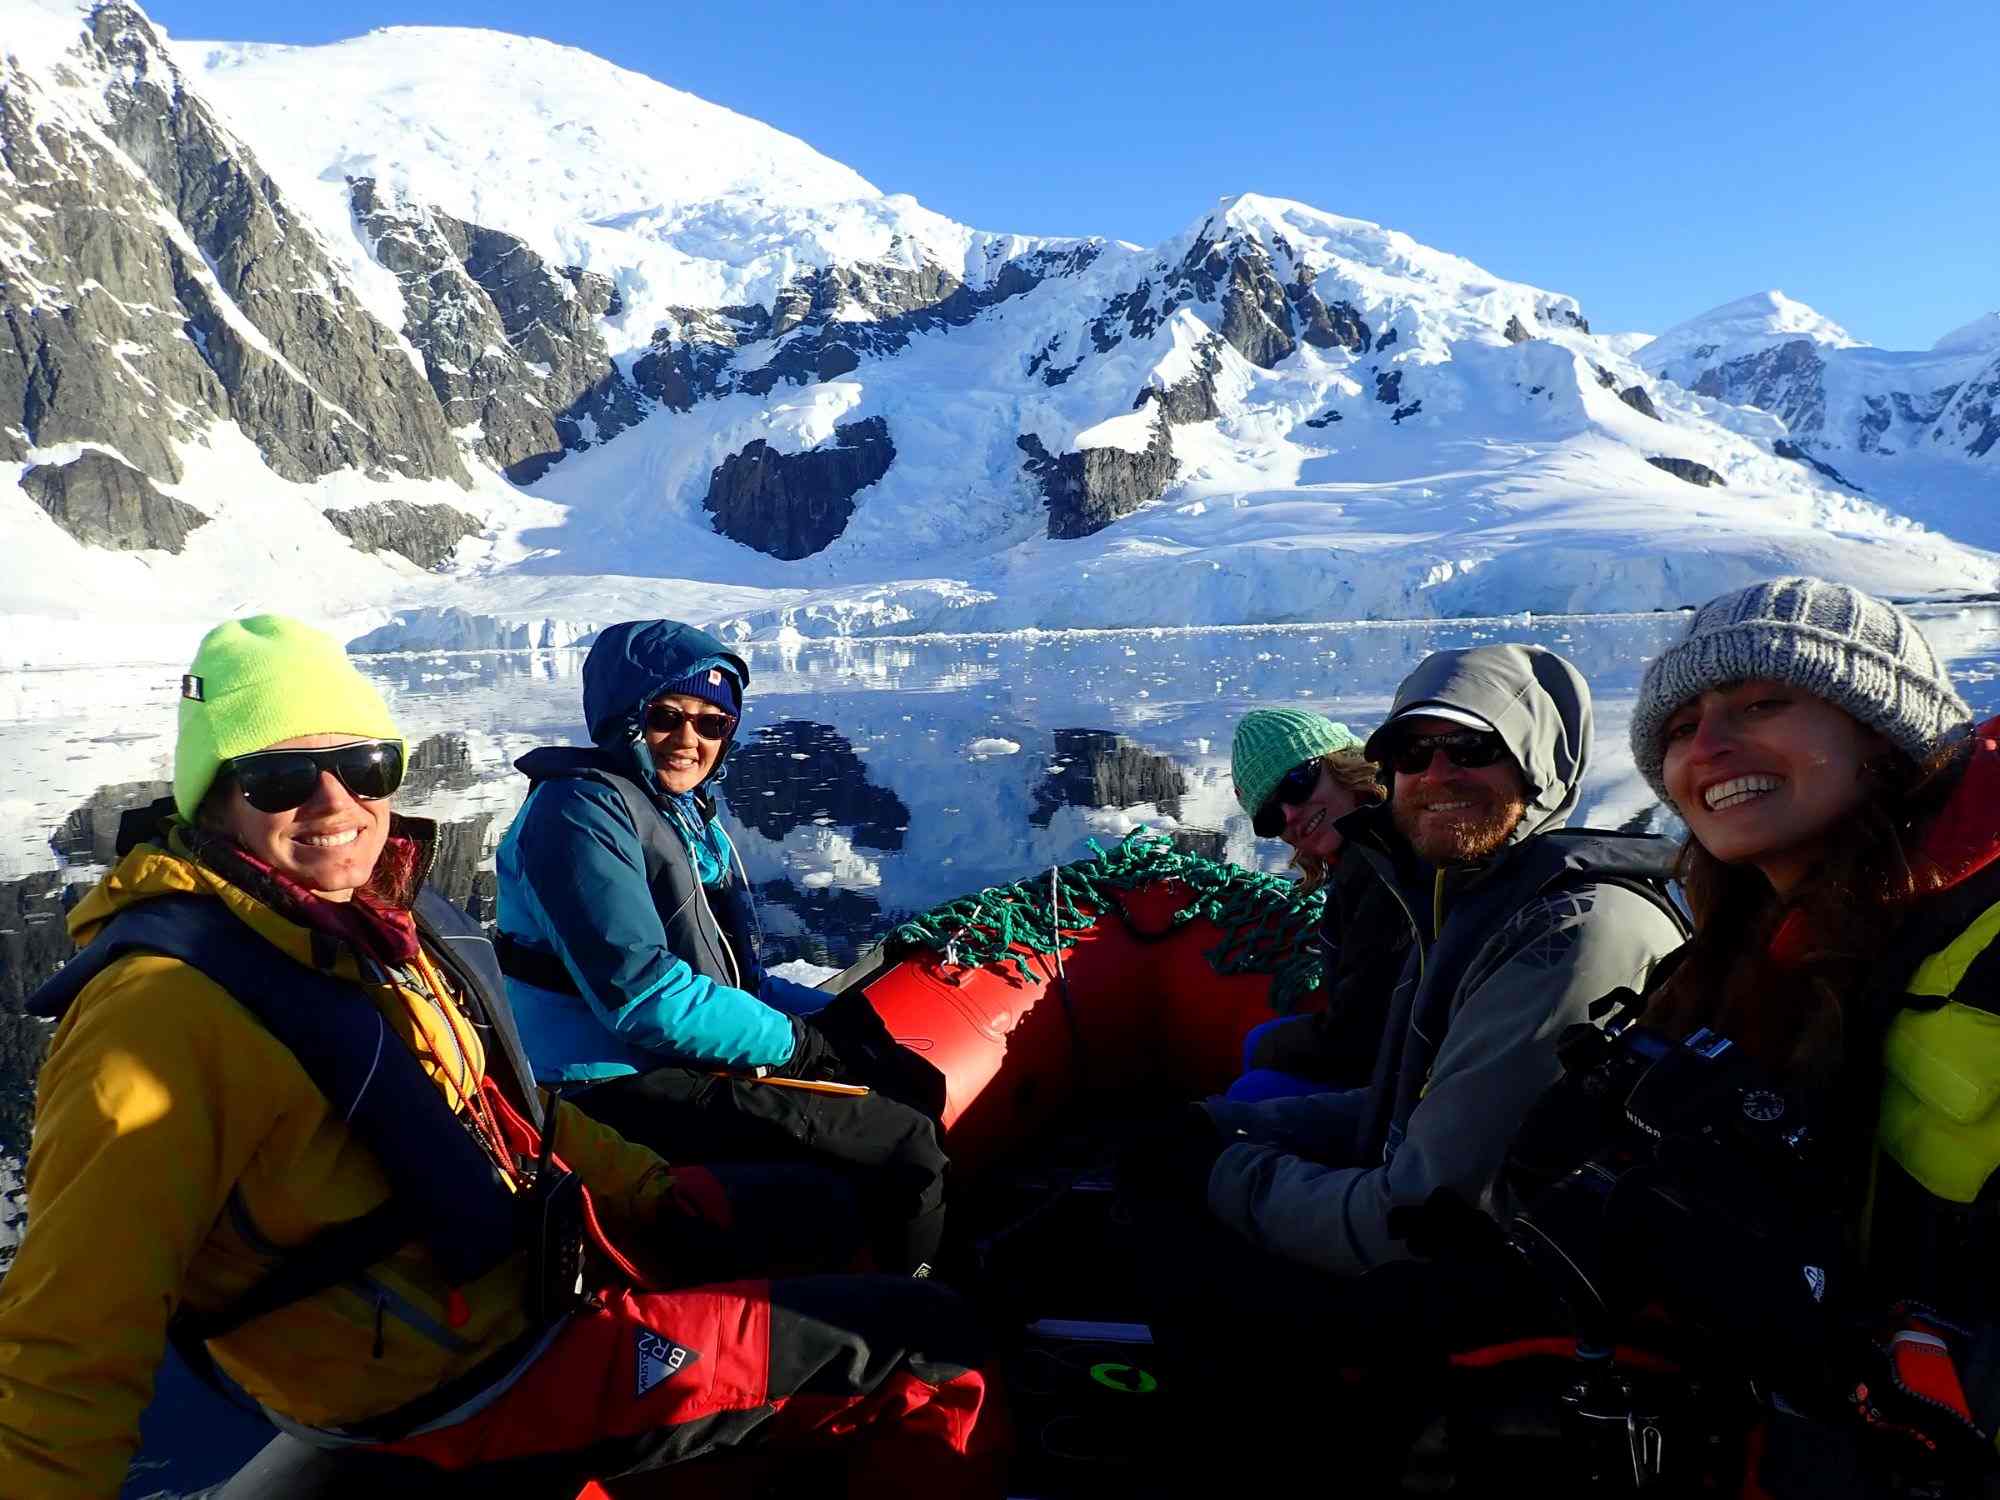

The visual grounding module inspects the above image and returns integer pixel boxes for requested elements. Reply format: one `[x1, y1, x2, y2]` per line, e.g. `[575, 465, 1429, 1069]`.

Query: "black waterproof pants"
[1120, 1164, 1554, 1488]
[570, 1066, 948, 1276]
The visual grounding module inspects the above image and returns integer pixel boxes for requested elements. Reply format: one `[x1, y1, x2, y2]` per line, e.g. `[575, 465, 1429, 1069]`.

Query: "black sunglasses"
[645, 703, 737, 742]
[219, 740, 405, 814]
[1253, 759, 1325, 838]
[1385, 730, 1506, 777]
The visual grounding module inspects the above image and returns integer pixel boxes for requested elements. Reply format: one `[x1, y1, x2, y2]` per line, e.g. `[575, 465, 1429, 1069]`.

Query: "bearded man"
[1119, 646, 1688, 1477]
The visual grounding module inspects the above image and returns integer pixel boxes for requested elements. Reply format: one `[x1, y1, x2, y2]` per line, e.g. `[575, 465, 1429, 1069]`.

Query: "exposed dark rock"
[1133, 336, 1224, 424]
[721, 720, 909, 850]
[1019, 414, 1177, 540]
[704, 416, 895, 560]
[1617, 386, 1663, 421]
[1286, 269, 1370, 354]
[47, 4, 472, 488]
[0, 871, 75, 1017]
[1647, 456, 1726, 487]
[0, 1011, 50, 1156]
[1593, 365, 1621, 390]
[1932, 356, 2000, 459]
[1030, 730, 1185, 826]
[1538, 306, 1591, 334]
[50, 780, 172, 868]
[632, 306, 771, 410]
[1375, 370, 1404, 405]
[323, 499, 483, 569]
[1773, 439, 1864, 490]
[1391, 401, 1423, 425]
[21, 453, 209, 553]
[638, 245, 1097, 407]
[1503, 315, 1534, 345]
[1374, 328, 1399, 352]
[1217, 246, 1296, 368]
[1692, 339, 1828, 438]
[1305, 409, 1343, 428]
[1163, 224, 1233, 304]
[350, 179, 640, 483]
[1091, 283, 1162, 353]
[426, 814, 495, 917]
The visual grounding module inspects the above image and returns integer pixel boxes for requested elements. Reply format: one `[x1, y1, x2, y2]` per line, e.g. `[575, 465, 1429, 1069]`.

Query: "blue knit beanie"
[656, 665, 742, 717]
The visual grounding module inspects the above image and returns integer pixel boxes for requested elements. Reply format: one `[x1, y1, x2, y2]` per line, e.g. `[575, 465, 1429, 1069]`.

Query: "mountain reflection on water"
[9, 608, 2000, 1149]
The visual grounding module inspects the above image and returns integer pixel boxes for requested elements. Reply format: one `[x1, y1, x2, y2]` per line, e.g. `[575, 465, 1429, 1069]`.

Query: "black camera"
[1505, 995, 1851, 1389]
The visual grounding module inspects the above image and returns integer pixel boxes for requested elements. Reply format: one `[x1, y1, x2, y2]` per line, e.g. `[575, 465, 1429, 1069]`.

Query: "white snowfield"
[2, 1, 1995, 669]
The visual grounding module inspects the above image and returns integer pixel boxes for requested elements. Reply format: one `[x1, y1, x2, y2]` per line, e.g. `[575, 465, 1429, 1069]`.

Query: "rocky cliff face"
[633, 247, 1100, 410]
[350, 179, 640, 482]
[1029, 730, 1186, 826]
[1018, 414, 1178, 540]
[704, 417, 896, 559]
[323, 499, 484, 570]
[1642, 296, 1998, 465]
[21, 453, 209, 552]
[1647, 456, 1726, 487]
[1, 2, 472, 534]
[1931, 354, 2000, 460]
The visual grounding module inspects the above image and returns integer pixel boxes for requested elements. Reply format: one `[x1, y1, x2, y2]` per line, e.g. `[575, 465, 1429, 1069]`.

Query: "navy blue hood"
[581, 620, 750, 750]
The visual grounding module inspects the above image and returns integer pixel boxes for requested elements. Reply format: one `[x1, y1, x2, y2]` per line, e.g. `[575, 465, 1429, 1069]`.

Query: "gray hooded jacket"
[1205, 645, 1688, 1275]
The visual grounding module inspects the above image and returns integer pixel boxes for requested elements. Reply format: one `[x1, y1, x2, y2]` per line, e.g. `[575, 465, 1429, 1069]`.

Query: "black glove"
[1117, 1104, 1227, 1211]
[804, 991, 948, 1119]
[772, 1016, 848, 1081]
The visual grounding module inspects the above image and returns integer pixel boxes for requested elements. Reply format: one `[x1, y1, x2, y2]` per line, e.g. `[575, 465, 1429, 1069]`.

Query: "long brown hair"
[1288, 747, 1389, 893]
[1643, 740, 1965, 1087]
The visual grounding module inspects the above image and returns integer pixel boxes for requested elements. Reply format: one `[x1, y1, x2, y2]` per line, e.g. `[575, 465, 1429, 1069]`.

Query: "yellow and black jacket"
[0, 826, 680, 1500]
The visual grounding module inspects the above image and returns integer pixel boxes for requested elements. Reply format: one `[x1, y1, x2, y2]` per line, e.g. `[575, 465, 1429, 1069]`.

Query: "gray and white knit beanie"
[1630, 577, 1972, 802]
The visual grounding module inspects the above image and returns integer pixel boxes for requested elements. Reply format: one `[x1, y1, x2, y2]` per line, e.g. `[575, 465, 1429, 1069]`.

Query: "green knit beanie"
[1231, 709, 1364, 816]
[174, 615, 404, 820]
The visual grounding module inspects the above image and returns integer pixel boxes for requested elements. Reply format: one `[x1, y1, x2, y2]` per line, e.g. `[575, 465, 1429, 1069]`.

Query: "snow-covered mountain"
[4, 0, 1996, 666]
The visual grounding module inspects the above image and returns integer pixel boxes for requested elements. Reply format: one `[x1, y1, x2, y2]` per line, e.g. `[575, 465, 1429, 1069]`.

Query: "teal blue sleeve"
[497, 780, 797, 1068]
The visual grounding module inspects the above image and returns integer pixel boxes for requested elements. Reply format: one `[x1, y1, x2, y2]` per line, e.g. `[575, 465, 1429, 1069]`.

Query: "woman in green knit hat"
[1225, 709, 1407, 1101]
[0, 614, 1004, 1499]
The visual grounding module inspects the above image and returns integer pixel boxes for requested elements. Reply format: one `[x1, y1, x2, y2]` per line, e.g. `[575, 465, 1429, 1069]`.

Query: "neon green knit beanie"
[1230, 709, 1364, 816]
[174, 615, 404, 820]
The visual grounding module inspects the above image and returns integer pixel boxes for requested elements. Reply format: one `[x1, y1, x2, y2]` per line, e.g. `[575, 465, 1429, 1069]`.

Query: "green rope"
[887, 831, 1327, 1013]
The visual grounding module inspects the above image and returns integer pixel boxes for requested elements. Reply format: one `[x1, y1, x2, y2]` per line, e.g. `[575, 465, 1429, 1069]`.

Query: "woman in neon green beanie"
[0, 615, 1004, 1499]
[1226, 708, 1405, 1103]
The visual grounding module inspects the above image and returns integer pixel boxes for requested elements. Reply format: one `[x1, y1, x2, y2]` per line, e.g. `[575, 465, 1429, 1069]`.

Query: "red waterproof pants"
[374, 1275, 1006, 1495]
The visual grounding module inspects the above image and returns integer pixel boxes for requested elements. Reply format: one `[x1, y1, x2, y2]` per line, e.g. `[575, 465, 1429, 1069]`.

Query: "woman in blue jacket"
[496, 619, 947, 1274]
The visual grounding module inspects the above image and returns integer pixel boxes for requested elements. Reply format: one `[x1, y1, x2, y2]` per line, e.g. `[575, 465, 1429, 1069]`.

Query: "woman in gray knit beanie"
[1628, 576, 1974, 1068]
[1542, 576, 2000, 1484]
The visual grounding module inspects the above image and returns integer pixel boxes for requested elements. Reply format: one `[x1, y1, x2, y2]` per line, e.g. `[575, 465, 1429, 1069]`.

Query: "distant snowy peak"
[177, 27, 1083, 352]
[1639, 292, 1996, 463]
[1642, 290, 1862, 380]
[1935, 312, 2000, 357]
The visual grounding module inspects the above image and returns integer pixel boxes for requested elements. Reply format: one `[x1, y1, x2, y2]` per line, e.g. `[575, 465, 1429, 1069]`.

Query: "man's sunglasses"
[644, 703, 737, 742]
[1385, 730, 1506, 777]
[219, 740, 405, 814]
[1253, 759, 1325, 838]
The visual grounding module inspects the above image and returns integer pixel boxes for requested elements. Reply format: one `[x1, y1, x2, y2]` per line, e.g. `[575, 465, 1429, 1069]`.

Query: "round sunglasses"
[1385, 730, 1506, 777]
[644, 703, 738, 742]
[1253, 759, 1325, 838]
[218, 740, 405, 814]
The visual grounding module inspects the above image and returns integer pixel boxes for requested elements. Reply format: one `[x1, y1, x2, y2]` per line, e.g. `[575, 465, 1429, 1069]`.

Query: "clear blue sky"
[148, 0, 1996, 350]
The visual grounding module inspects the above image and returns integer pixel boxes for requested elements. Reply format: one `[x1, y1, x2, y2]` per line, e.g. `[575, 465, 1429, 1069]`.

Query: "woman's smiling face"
[1277, 762, 1362, 861]
[1661, 678, 1888, 895]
